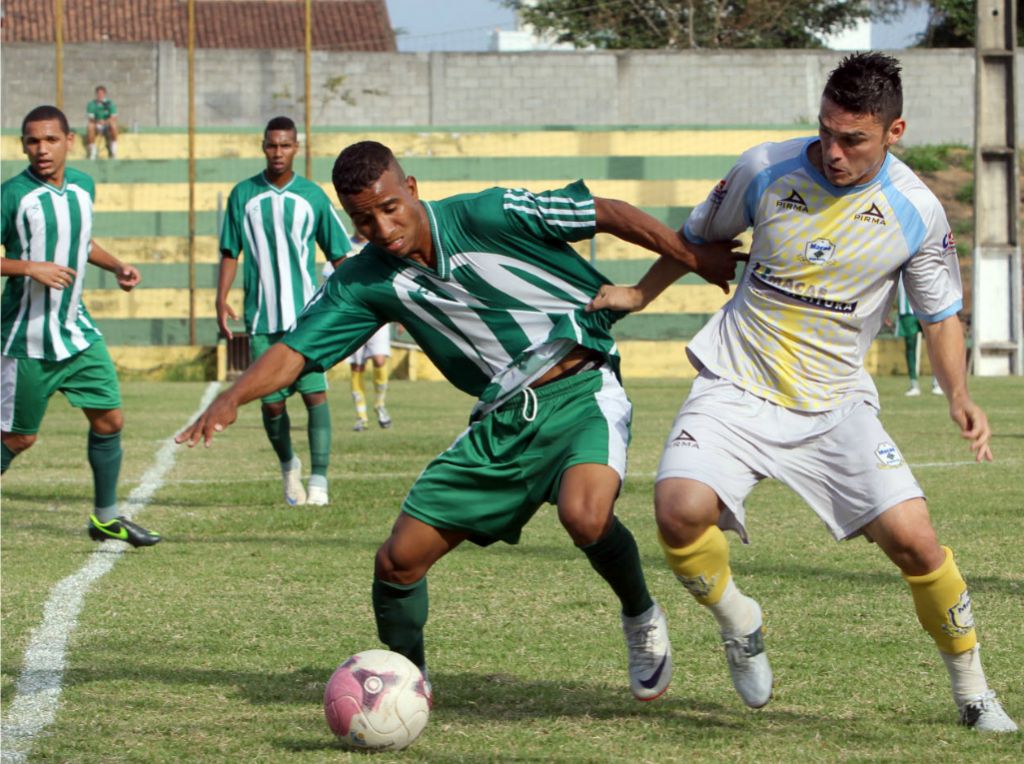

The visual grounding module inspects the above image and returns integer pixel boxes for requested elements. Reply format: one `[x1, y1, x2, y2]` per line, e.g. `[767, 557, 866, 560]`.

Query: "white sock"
[308, 474, 328, 491]
[941, 645, 990, 706]
[109, 140, 118, 158]
[707, 577, 759, 638]
[88, 144, 97, 159]
[280, 455, 300, 472]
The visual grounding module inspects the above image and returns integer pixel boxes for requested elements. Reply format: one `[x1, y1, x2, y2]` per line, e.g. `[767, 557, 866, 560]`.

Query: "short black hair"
[332, 141, 404, 197]
[22, 106, 70, 136]
[264, 116, 297, 139]
[823, 52, 903, 126]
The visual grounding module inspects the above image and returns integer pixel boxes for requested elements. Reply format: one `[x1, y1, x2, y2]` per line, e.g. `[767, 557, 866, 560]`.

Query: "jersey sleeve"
[501, 180, 597, 243]
[108, 100, 118, 116]
[219, 187, 244, 259]
[683, 146, 773, 244]
[899, 199, 962, 323]
[314, 192, 352, 264]
[282, 270, 383, 371]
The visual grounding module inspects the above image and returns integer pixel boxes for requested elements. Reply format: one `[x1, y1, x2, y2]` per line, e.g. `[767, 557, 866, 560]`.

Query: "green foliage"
[3, 378, 1023, 761]
[896, 143, 970, 173]
[919, 0, 1024, 47]
[505, 0, 904, 49]
[956, 179, 975, 205]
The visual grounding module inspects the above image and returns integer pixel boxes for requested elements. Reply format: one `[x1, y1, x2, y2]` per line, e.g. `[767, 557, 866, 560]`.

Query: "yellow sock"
[903, 546, 977, 655]
[658, 526, 731, 606]
[373, 364, 389, 407]
[351, 371, 367, 420]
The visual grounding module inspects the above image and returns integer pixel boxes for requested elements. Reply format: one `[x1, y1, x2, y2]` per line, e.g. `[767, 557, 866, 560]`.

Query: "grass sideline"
[2, 377, 1022, 763]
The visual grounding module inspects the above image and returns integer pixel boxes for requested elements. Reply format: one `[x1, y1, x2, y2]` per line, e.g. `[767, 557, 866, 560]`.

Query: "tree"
[504, 0, 904, 49]
[917, 0, 1024, 47]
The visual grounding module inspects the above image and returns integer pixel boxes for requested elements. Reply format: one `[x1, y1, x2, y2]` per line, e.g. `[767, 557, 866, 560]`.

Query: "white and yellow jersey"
[683, 137, 961, 412]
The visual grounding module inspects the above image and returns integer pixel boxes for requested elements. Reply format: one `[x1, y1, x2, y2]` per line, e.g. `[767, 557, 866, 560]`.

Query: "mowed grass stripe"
[0, 128, 810, 161]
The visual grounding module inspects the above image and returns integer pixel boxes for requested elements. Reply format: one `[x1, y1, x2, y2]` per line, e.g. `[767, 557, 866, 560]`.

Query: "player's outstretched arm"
[88, 242, 141, 291]
[921, 314, 993, 462]
[1, 258, 76, 289]
[215, 256, 240, 340]
[176, 343, 308, 448]
[593, 197, 745, 292]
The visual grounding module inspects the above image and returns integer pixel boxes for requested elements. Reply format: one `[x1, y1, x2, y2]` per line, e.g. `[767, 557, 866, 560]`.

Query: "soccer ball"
[324, 649, 431, 751]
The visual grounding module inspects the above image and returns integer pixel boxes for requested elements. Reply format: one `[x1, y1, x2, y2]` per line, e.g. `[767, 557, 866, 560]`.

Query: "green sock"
[580, 517, 654, 618]
[1, 442, 15, 474]
[87, 430, 122, 521]
[372, 577, 429, 671]
[262, 408, 294, 464]
[306, 402, 331, 478]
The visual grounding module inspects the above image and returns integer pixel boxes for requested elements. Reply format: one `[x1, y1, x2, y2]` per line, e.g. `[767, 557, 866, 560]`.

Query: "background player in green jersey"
[895, 274, 941, 397]
[217, 116, 351, 506]
[85, 85, 118, 160]
[1, 105, 159, 547]
[181, 140, 744, 702]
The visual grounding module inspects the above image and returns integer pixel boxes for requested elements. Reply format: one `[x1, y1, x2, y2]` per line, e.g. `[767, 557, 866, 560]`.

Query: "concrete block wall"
[1, 44, 1018, 145]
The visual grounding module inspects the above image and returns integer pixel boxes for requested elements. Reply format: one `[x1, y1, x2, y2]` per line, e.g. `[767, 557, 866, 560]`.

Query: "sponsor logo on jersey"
[670, 428, 699, 448]
[803, 237, 836, 265]
[750, 263, 858, 313]
[942, 590, 975, 638]
[942, 230, 957, 254]
[776, 188, 809, 212]
[853, 202, 887, 225]
[874, 441, 903, 468]
[710, 179, 728, 207]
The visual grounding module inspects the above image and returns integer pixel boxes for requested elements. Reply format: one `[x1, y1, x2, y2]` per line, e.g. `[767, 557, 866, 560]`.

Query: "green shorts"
[402, 366, 632, 546]
[250, 332, 328, 403]
[896, 314, 921, 338]
[1, 340, 122, 434]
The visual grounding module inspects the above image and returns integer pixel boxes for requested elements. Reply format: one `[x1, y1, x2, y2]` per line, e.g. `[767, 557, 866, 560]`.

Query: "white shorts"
[656, 370, 924, 542]
[346, 325, 391, 366]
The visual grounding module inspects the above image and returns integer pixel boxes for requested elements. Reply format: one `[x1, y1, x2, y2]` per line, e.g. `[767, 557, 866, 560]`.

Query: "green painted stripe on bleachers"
[612, 313, 713, 341]
[97, 318, 222, 346]
[95, 313, 713, 346]
[2, 156, 737, 184]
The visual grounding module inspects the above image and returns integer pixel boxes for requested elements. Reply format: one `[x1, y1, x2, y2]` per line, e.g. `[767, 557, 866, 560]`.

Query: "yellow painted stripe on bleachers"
[88, 288, 242, 318]
[2, 129, 809, 162]
[93, 179, 716, 212]
[585, 231, 754, 261]
[100, 236, 220, 263]
[87, 283, 724, 318]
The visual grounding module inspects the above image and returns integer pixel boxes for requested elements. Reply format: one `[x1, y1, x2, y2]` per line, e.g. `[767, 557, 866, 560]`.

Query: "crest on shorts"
[942, 590, 975, 638]
[874, 442, 903, 468]
[670, 429, 699, 448]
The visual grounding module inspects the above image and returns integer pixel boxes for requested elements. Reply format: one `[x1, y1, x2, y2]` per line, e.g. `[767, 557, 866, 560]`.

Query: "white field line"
[0, 382, 220, 764]
[8, 457, 1020, 488]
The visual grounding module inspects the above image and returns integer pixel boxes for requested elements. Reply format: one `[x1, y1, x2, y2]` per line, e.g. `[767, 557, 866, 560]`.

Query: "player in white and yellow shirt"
[589, 52, 1016, 732]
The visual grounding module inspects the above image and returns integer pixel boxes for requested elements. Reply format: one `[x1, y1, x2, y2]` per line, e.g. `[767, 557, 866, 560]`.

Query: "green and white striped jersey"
[1, 167, 103, 361]
[284, 180, 623, 420]
[219, 172, 351, 334]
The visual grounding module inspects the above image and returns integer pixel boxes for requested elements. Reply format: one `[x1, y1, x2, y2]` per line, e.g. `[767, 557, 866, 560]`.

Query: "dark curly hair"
[332, 141, 404, 197]
[22, 105, 70, 136]
[823, 52, 903, 126]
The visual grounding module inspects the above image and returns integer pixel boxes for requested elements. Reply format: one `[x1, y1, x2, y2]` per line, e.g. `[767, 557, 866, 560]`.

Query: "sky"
[386, 0, 518, 52]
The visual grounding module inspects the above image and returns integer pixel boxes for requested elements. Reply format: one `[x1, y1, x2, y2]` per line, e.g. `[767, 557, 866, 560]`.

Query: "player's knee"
[558, 501, 613, 545]
[374, 542, 428, 586]
[261, 401, 286, 418]
[654, 479, 719, 547]
[87, 409, 123, 435]
[4, 432, 37, 453]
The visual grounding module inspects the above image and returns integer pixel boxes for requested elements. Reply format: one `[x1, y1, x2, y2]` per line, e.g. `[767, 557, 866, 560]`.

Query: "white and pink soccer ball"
[324, 649, 431, 751]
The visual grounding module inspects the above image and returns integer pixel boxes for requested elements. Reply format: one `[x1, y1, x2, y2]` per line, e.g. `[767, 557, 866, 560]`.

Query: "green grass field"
[2, 376, 1022, 763]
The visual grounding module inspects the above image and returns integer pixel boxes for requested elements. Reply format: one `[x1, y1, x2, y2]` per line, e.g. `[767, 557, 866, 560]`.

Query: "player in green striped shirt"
[180, 140, 743, 701]
[1, 105, 160, 547]
[217, 116, 351, 506]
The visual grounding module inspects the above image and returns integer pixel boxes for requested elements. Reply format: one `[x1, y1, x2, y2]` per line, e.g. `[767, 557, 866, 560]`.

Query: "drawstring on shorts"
[520, 387, 538, 422]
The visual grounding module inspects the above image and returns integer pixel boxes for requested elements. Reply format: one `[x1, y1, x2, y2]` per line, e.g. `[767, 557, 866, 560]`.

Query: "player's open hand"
[949, 396, 993, 462]
[586, 284, 645, 313]
[116, 264, 141, 292]
[689, 238, 748, 293]
[216, 303, 238, 340]
[175, 395, 239, 448]
[28, 261, 76, 289]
